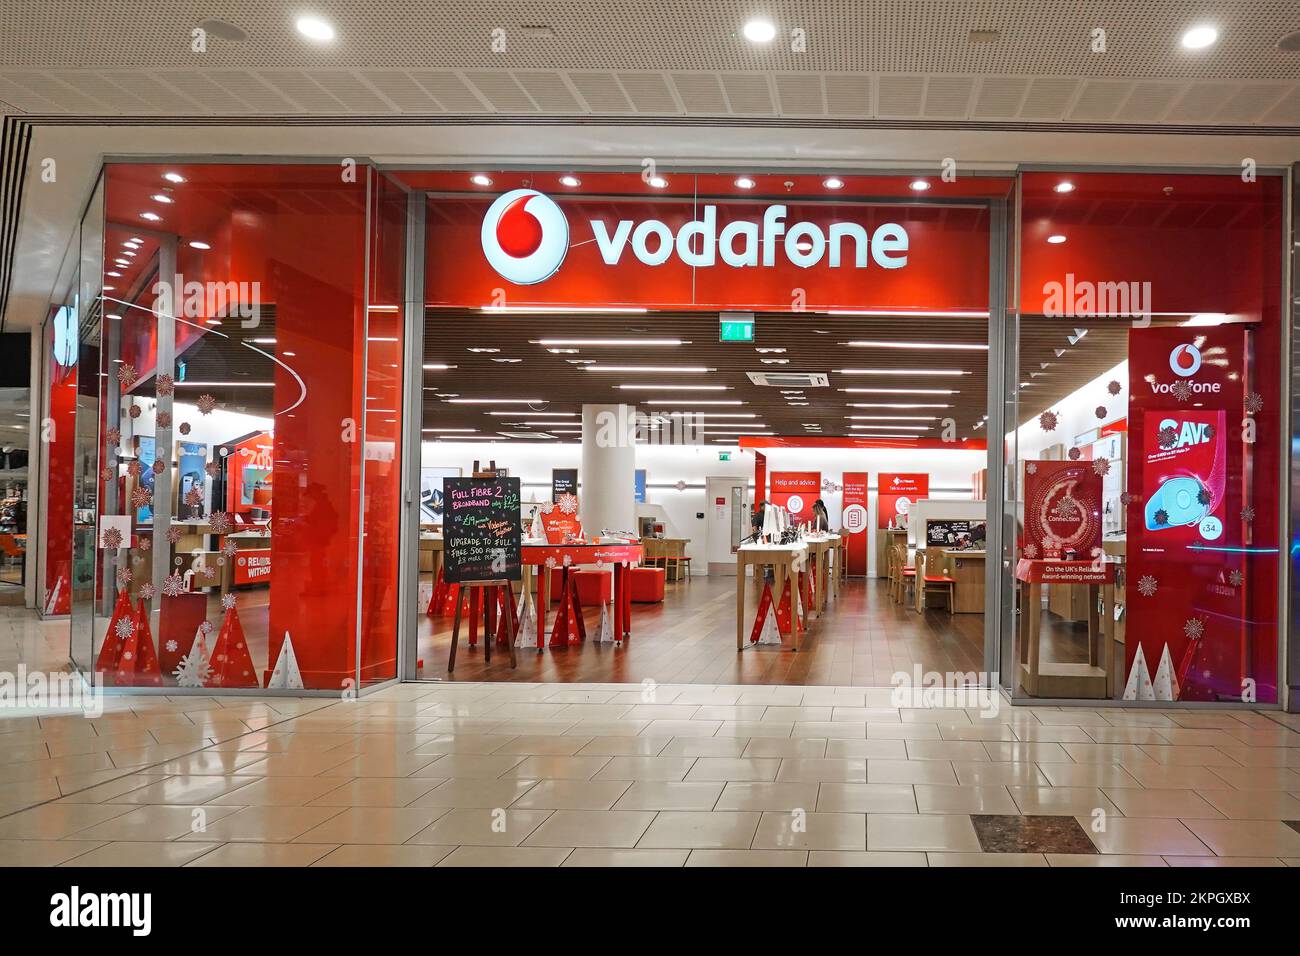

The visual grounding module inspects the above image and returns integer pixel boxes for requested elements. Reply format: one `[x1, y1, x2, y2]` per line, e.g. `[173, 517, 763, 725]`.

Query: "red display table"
[522, 542, 642, 650]
[1015, 559, 1115, 699]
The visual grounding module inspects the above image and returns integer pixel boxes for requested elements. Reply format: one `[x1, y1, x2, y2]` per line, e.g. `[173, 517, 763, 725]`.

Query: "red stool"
[573, 569, 612, 605]
[629, 566, 665, 603]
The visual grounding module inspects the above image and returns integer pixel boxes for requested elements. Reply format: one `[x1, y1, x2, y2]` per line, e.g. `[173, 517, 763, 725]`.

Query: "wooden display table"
[736, 543, 807, 651]
[941, 549, 985, 614]
[804, 535, 839, 616]
[642, 537, 691, 581]
[1016, 559, 1115, 699]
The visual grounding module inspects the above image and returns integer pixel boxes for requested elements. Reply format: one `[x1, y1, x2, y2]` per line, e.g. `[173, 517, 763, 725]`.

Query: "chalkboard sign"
[443, 477, 522, 583]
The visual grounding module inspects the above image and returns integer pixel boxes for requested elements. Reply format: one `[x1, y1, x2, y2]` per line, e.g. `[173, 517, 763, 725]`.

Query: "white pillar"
[581, 404, 637, 537]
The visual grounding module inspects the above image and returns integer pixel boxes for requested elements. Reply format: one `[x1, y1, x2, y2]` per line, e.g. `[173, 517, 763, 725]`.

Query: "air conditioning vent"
[745, 371, 831, 388]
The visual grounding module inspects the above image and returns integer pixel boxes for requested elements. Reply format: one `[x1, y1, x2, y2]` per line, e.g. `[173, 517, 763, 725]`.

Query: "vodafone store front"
[37, 161, 1290, 708]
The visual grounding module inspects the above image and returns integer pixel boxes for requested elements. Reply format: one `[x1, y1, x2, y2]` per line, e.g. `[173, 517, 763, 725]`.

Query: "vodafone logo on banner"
[481, 189, 570, 285]
[1169, 343, 1202, 377]
[480, 190, 909, 285]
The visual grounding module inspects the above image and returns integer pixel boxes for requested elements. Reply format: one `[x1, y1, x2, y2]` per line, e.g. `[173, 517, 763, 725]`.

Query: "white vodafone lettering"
[587, 203, 908, 270]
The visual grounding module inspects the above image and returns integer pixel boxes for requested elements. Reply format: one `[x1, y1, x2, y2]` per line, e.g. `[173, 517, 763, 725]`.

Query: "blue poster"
[178, 442, 207, 518]
[634, 469, 647, 503]
[136, 436, 156, 523]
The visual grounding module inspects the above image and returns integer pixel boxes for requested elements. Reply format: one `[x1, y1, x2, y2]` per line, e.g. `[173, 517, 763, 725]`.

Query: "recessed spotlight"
[114, 259, 130, 267]
[140, 212, 160, 221]
[151, 193, 173, 204]
[470, 174, 493, 187]
[1181, 25, 1218, 49]
[105, 271, 121, 278]
[648, 176, 668, 189]
[1054, 182, 1075, 193]
[1047, 234, 1067, 244]
[295, 15, 335, 42]
[189, 240, 210, 250]
[743, 19, 777, 43]
[735, 176, 756, 189]
[121, 250, 136, 257]
[163, 172, 185, 184]
[823, 177, 844, 190]
[559, 175, 581, 187]
[909, 180, 931, 191]
[102, 285, 115, 291]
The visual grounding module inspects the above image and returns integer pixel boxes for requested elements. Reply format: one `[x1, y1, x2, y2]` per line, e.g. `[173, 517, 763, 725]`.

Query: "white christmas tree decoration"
[595, 602, 616, 644]
[266, 631, 304, 690]
[514, 590, 537, 648]
[756, 606, 782, 645]
[1151, 644, 1180, 702]
[172, 627, 212, 688]
[1121, 651, 1156, 701]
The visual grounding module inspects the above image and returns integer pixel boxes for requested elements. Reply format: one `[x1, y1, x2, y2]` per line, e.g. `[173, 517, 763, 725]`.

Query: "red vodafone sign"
[428, 191, 989, 311]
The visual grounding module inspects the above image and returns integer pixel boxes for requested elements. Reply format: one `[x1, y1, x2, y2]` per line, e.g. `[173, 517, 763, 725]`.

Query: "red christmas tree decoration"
[113, 599, 164, 687]
[95, 589, 135, 683]
[208, 602, 261, 688]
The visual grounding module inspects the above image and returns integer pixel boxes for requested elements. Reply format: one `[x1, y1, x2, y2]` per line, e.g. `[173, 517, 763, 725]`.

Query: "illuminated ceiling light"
[140, 212, 161, 221]
[491, 358, 522, 363]
[615, 384, 729, 391]
[847, 402, 951, 409]
[743, 18, 777, 42]
[1047, 234, 1067, 244]
[1054, 181, 1075, 193]
[735, 176, 756, 189]
[487, 411, 577, 417]
[105, 271, 121, 278]
[121, 250, 136, 257]
[642, 399, 743, 405]
[844, 340, 987, 350]
[909, 180, 931, 191]
[823, 177, 844, 189]
[481, 305, 649, 314]
[844, 415, 938, 421]
[422, 363, 458, 370]
[647, 176, 669, 189]
[838, 387, 958, 394]
[151, 193, 173, 204]
[422, 428, 478, 433]
[585, 365, 713, 373]
[470, 174, 493, 186]
[546, 348, 578, 354]
[163, 172, 185, 184]
[1180, 24, 1218, 49]
[295, 15, 336, 41]
[530, 338, 684, 346]
[189, 240, 210, 250]
[445, 398, 546, 404]
[826, 309, 989, 318]
[835, 368, 968, 376]
[849, 424, 930, 431]
[467, 347, 500, 353]
[559, 175, 581, 187]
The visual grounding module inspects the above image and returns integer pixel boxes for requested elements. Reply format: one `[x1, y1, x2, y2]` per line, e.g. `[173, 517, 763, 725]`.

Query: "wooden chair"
[665, 554, 691, 583]
[917, 550, 955, 615]
[888, 543, 915, 606]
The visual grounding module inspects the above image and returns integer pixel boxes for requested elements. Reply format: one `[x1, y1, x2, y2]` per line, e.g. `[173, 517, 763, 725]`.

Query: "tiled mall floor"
[3, 610, 1300, 867]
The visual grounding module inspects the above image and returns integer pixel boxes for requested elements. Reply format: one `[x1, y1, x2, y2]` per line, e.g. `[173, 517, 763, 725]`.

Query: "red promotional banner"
[769, 472, 820, 525]
[841, 472, 869, 575]
[877, 473, 928, 529]
[540, 502, 583, 544]
[233, 549, 272, 585]
[1124, 325, 1261, 702]
[426, 191, 989, 312]
[226, 431, 274, 516]
[1022, 461, 1103, 561]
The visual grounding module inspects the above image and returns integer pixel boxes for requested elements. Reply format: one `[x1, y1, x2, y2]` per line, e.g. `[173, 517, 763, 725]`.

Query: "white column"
[580, 404, 637, 537]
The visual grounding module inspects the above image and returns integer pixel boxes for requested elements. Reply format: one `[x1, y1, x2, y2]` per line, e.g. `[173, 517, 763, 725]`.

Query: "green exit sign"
[718, 451, 731, 461]
[719, 311, 754, 342]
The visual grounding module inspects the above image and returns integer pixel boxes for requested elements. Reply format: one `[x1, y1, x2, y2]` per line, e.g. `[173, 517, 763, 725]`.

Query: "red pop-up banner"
[841, 472, 869, 575]
[769, 472, 821, 525]
[877, 473, 928, 529]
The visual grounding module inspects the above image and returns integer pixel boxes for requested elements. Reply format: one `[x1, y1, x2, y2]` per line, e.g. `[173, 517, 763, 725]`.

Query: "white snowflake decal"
[222, 539, 238, 557]
[1240, 506, 1255, 523]
[165, 639, 178, 653]
[115, 567, 131, 588]
[1092, 457, 1110, 477]
[544, 556, 557, 569]
[208, 511, 233, 535]
[1244, 392, 1263, 415]
[114, 616, 135, 640]
[1057, 496, 1080, 520]
[101, 527, 123, 550]
[167, 526, 183, 544]
[674, 480, 686, 491]
[138, 536, 152, 552]
[1184, 617, 1206, 641]
[196, 394, 218, 416]
[139, 583, 156, 600]
[1038, 411, 1058, 432]
[1228, 570, 1243, 587]
[162, 572, 185, 597]
[1137, 574, 1158, 597]
[1157, 425, 1178, 449]
[201, 619, 215, 633]
[562, 554, 573, 567]
[221, 593, 237, 610]
[1023, 543, 1038, 559]
[555, 492, 579, 515]
[121, 650, 133, 661]
[1171, 380, 1192, 403]
[1025, 462, 1037, 475]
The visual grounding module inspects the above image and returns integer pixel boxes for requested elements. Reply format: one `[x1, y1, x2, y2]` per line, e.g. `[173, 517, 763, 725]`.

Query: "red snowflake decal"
[127, 460, 142, 478]
[1067, 447, 1081, 461]
[156, 373, 175, 396]
[208, 511, 233, 535]
[184, 486, 204, 508]
[167, 526, 183, 544]
[152, 458, 165, 475]
[106, 427, 121, 446]
[205, 461, 220, 477]
[196, 394, 218, 416]
[101, 527, 123, 550]
[130, 487, 152, 509]
[128, 405, 142, 419]
[117, 363, 138, 387]
[1171, 380, 1192, 403]
[1157, 425, 1178, 449]
[1106, 380, 1121, 396]
[1092, 457, 1110, 477]
[157, 411, 172, 429]
[179, 422, 191, 435]
[100, 467, 114, 483]
[1038, 411, 1058, 432]
[138, 536, 152, 552]
[1244, 392, 1263, 415]
[1094, 406, 1106, 419]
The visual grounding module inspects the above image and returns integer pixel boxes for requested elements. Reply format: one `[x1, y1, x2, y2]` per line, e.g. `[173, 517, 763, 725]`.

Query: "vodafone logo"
[1169, 343, 1202, 377]
[481, 189, 569, 285]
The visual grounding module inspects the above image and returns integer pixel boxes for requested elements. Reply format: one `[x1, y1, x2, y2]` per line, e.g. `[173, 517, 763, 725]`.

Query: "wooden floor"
[416, 575, 1006, 686]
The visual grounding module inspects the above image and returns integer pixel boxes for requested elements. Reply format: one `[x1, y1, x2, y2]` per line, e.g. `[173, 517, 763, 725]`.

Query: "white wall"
[1013, 361, 1128, 461]
[423, 440, 985, 575]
